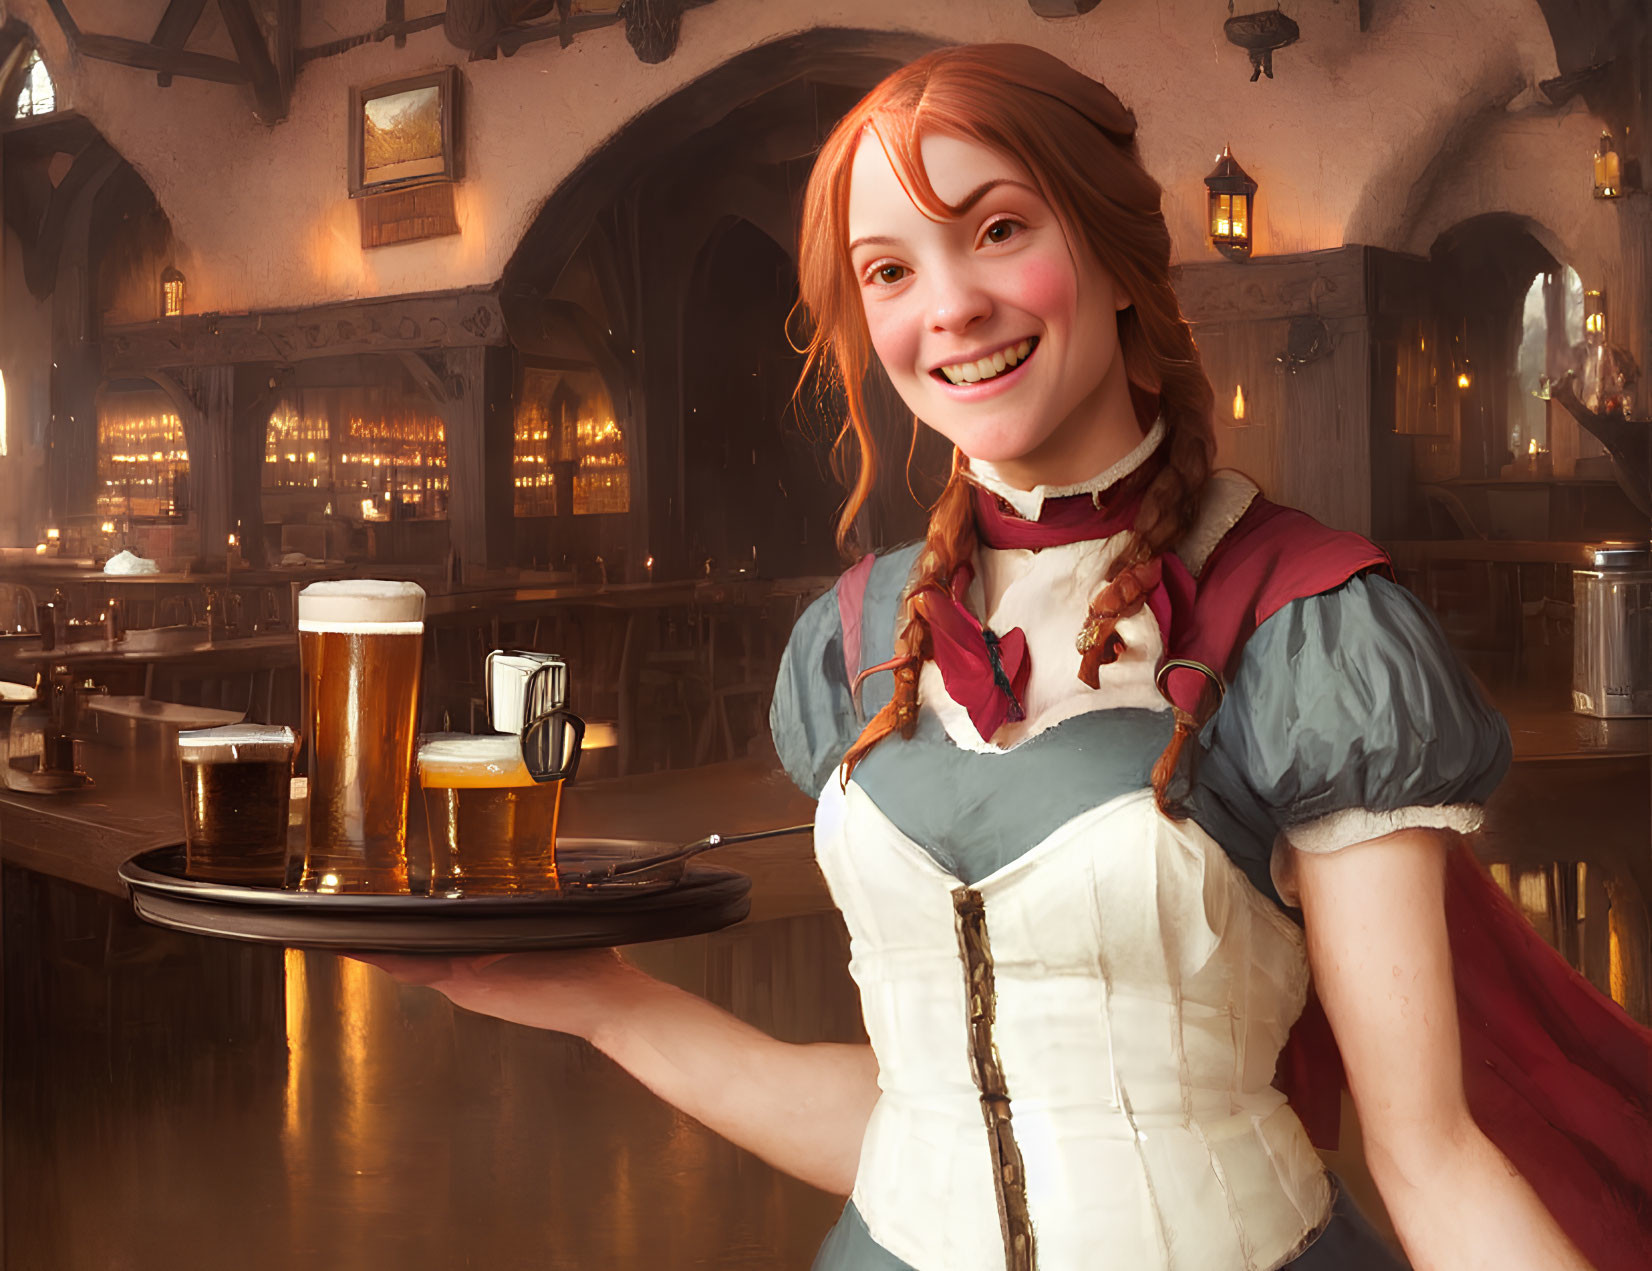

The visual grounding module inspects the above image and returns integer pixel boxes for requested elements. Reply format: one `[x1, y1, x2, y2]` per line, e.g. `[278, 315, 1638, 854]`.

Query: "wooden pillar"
[404, 345, 513, 577]
[148, 366, 232, 561]
[230, 365, 276, 568]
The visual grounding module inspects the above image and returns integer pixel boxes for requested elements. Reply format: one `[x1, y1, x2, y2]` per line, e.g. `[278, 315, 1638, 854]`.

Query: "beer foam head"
[417, 733, 533, 786]
[178, 724, 297, 764]
[298, 580, 425, 632]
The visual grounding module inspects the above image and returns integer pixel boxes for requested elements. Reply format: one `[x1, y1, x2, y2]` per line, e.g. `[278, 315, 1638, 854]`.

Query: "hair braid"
[1075, 330, 1216, 815]
[840, 456, 978, 783]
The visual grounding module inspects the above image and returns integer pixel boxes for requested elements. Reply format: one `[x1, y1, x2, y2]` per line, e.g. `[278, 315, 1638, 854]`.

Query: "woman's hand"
[346, 947, 638, 1042]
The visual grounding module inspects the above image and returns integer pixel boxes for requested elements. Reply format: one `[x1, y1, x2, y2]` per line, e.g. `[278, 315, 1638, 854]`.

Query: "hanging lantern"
[1584, 289, 1606, 340]
[161, 267, 186, 317]
[1593, 132, 1622, 199]
[1205, 147, 1258, 261]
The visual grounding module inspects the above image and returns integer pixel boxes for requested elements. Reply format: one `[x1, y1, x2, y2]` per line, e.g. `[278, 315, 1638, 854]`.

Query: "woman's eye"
[983, 219, 1023, 245]
[868, 264, 908, 286]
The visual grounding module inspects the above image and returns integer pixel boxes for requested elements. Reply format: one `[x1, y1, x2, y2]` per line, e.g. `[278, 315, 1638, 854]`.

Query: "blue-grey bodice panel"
[769, 545, 1511, 909]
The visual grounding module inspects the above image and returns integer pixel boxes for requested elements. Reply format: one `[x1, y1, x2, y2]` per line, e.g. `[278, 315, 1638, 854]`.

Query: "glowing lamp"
[1457, 371, 1472, 390]
[1204, 147, 1257, 261]
[1593, 132, 1622, 200]
[46, 527, 59, 541]
[161, 267, 186, 317]
[100, 521, 115, 534]
[1584, 290, 1605, 340]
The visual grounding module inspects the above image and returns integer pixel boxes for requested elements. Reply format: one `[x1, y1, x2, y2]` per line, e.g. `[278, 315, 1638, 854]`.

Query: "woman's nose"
[926, 269, 992, 333]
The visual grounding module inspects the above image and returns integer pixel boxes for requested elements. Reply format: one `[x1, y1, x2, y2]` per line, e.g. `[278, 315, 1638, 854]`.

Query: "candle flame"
[1233, 385, 1246, 420]
[1457, 371, 1471, 389]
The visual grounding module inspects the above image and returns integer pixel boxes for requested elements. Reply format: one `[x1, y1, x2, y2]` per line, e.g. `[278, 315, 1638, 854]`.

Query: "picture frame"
[348, 66, 460, 198]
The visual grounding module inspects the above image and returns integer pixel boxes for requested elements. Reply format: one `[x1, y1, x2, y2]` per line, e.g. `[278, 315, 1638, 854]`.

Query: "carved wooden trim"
[103, 289, 509, 372]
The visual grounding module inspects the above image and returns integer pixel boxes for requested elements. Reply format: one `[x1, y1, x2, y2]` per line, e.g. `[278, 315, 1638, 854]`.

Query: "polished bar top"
[0, 732, 826, 919]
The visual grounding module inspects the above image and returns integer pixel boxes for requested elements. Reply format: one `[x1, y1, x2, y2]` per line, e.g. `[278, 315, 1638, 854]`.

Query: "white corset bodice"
[814, 777, 1330, 1271]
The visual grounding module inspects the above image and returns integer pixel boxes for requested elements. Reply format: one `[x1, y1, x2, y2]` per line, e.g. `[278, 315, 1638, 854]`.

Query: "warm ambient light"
[1232, 385, 1246, 421]
[1457, 371, 1472, 389]
[1530, 438, 1540, 456]
[161, 267, 186, 317]
[1205, 146, 1258, 261]
[227, 533, 238, 547]
[34, 543, 47, 555]
[100, 521, 115, 534]
[1585, 290, 1605, 338]
[1594, 131, 1622, 200]
[46, 527, 59, 541]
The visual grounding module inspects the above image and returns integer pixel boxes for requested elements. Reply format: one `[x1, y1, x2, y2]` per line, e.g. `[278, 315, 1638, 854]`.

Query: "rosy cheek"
[1005, 255, 1078, 322]
[862, 303, 919, 382]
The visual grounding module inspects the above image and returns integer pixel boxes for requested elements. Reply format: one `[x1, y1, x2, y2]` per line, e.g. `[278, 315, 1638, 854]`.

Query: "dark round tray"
[118, 838, 752, 953]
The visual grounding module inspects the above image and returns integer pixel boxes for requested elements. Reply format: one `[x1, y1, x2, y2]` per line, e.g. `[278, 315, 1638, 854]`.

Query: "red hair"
[793, 44, 1216, 807]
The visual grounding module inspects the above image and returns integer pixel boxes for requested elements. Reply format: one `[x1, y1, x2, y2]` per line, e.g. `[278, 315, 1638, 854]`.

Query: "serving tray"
[118, 837, 752, 953]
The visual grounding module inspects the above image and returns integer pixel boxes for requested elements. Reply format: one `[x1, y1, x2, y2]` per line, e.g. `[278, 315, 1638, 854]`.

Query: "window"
[97, 389, 190, 519]
[13, 50, 55, 120]
[263, 388, 449, 521]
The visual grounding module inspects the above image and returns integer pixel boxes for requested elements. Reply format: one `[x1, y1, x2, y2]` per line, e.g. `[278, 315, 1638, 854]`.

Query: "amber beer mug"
[297, 581, 425, 893]
[178, 724, 296, 885]
[418, 734, 565, 894]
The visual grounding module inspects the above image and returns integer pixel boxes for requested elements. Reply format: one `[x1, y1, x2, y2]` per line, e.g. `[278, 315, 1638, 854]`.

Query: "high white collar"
[963, 417, 1167, 522]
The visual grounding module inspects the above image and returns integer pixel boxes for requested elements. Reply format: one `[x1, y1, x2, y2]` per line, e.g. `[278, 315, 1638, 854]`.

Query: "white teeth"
[939, 338, 1036, 386]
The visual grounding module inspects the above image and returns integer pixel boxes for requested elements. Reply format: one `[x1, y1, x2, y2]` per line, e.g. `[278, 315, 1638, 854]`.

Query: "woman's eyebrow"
[847, 177, 1038, 254]
[950, 176, 1036, 212]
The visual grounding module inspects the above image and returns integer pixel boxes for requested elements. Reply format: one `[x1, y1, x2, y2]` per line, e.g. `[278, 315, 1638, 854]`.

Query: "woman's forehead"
[846, 129, 1039, 238]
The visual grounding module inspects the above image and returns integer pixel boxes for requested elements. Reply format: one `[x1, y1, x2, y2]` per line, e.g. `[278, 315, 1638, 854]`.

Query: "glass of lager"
[417, 733, 564, 895]
[177, 724, 297, 886]
[297, 580, 425, 893]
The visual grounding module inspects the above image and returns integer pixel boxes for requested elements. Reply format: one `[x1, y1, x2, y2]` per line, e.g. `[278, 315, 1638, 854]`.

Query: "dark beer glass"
[418, 734, 564, 895]
[178, 724, 297, 885]
[296, 581, 425, 893]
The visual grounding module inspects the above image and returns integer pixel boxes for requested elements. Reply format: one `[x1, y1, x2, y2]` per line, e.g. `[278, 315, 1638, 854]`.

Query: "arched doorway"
[498, 27, 947, 579]
[680, 217, 837, 578]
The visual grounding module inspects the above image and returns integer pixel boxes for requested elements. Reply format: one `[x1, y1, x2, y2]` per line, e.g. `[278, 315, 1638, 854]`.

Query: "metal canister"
[1572, 542, 1652, 716]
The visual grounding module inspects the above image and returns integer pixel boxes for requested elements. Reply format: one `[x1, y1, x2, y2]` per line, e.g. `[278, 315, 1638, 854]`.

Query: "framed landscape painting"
[348, 67, 460, 197]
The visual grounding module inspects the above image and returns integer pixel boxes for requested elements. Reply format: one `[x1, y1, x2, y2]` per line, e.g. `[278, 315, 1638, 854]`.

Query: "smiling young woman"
[363, 43, 1649, 1271]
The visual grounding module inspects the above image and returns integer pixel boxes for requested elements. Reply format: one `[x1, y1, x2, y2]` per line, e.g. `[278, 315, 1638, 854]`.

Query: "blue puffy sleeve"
[769, 583, 860, 798]
[1194, 572, 1511, 902]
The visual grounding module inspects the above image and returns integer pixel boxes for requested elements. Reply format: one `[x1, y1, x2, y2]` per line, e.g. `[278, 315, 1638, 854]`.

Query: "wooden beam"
[73, 32, 249, 84]
[103, 289, 510, 373]
[273, 0, 297, 101]
[216, 0, 286, 122]
[150, 0, 209, 87]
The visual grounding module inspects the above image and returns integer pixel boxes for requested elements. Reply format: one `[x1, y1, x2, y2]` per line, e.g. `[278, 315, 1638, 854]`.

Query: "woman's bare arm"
[1292, 830, 1593, 1271]
[354, 949, 878, 1195]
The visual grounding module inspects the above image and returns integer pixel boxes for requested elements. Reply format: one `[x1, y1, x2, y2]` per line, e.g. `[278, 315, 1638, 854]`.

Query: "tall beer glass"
[418, 733, 564, 895]
[297, 580, 425, 893]
[178, 724, 296, 885]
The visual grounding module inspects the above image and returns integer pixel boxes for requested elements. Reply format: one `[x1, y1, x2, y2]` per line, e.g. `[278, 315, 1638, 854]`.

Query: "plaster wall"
[0, 225, 52, 546]
[2, 0, 1577, 316]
